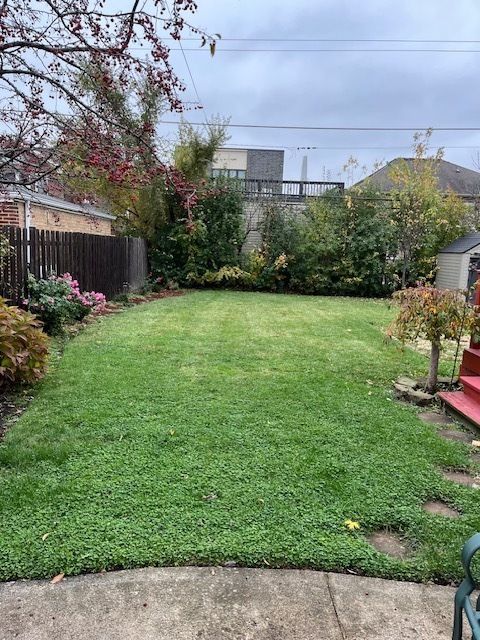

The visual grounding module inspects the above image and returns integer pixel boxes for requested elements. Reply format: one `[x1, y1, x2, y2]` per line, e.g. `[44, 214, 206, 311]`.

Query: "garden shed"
[436, 232, 480, 291]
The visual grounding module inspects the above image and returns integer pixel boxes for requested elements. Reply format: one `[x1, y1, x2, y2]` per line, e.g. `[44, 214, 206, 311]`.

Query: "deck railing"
[237, 179, 344, 200]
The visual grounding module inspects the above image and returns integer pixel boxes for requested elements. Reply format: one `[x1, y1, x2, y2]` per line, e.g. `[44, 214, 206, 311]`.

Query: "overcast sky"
[161, 0, 480, 184]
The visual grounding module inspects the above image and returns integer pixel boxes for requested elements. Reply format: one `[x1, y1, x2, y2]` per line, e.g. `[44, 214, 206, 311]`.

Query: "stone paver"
[418, 411, 454, 426]
[442, 469, 480, 487]
[437, 429, 474, 444]
[423, 500, 461, 518]
[367, 531, 413, 559]
[0, 567, 459, 640]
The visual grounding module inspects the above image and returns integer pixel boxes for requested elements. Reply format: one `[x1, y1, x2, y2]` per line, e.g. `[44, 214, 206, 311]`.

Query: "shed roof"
[439, 233, 480, 254]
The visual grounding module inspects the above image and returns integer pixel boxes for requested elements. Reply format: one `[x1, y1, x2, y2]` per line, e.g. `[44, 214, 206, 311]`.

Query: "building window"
[211, 168, 247, 179]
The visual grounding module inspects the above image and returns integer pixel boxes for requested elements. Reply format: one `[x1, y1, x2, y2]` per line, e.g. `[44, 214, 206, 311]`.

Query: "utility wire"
[164, 2, 205, 116]
[168, 47, 480, 53]
[159, 121, 480, 132]
[224, 143, 480, 151]
[162, 38, 480, 44]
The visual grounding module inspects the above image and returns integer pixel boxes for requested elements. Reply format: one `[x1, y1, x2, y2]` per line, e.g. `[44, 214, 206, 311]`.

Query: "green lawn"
[0, 290, 479, 583]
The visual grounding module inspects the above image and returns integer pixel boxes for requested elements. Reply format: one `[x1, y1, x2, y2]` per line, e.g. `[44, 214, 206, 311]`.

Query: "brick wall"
[18, 204, 112, 235]
[0, 200, 20, 226]
[246, 149, 284, 182]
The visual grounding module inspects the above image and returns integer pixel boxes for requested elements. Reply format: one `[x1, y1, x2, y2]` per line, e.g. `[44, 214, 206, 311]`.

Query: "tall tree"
[174, 120, 228, 182]
[0, 0, 215, 188]
[388, 130, 473, 287]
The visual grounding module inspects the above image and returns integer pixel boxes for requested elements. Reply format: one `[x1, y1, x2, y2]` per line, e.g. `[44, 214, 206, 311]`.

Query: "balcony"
[235, 179, 345, 201]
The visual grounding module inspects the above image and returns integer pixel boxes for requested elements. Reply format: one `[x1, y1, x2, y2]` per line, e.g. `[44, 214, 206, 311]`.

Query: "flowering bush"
[60, 273, 106, 319]
[26, 273, 106, 335]
[0, 298, 49, 385]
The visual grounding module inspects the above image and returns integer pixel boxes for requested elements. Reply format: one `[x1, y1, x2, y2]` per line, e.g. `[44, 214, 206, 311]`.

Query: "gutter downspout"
[24, 197, 31, 269]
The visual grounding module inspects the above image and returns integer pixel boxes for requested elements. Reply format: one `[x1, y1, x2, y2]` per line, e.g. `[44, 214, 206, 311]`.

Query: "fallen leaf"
[50, 573, 64, 584]
[202, 493, 218, 501]
[41, 532, 51, 541]
[472, 440, 480, 448]
[223, 560, 237, 568]
[344, 519, 361, 531]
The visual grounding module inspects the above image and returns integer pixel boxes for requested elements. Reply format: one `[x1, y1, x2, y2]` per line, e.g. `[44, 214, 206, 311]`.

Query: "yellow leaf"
[41, 532, 51, 541]
[344, 519, 360, 531]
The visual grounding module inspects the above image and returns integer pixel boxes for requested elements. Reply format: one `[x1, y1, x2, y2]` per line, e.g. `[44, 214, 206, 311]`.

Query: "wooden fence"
[0, 226, 148, 302]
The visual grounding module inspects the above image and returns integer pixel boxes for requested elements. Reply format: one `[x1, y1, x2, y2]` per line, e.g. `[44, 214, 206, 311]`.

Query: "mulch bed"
[0, 389, 32, 441]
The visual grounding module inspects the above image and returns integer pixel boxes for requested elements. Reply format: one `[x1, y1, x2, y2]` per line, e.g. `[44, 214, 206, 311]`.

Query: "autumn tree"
[388, 131, 474, 287]
[65, 72, 228, 239]
[0, 0, 216, 189]
[388, 285, 480, 393]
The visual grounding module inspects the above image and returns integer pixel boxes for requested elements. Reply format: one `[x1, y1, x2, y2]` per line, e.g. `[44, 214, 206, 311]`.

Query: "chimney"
[300, 155, 308, 182]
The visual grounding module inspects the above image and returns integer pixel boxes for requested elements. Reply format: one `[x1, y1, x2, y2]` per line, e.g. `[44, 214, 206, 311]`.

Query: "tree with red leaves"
[0, 0, 215, 191]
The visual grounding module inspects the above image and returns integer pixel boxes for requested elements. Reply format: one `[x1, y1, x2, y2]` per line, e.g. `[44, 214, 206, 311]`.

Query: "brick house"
[0, 187, 115, 235]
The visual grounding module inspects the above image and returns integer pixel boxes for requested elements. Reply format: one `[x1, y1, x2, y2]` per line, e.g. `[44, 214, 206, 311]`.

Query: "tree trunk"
[401, 253, 408, 289]
[426, 341, 441, 394]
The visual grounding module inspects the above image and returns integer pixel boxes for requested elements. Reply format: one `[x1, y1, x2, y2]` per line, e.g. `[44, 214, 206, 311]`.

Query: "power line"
[168, 47, 480, 53]
[160, 120, 480, 132]
[224, 143, 480, 151]
[164, 3, 205, 115]
[163, 38, 480, 44]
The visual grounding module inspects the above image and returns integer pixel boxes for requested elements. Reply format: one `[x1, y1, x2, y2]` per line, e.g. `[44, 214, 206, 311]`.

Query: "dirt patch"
[418, 412, 454, 426]
[407, 336, 469, 363]
[437, 429, 474, 444]
[0, 389, 31, 441]
[367, 531, 413, 560]
[423, 501, 461, 518]
[442, 470, 480, 488]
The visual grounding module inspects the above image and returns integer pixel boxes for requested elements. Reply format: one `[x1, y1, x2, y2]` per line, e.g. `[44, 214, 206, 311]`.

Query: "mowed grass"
[1, 290, 479, 583]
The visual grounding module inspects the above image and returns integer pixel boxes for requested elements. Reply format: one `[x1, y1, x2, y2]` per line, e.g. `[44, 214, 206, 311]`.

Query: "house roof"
[354, 158, 480, 196]
[439, 233, 480, 254]
[8, 187, 115, 220]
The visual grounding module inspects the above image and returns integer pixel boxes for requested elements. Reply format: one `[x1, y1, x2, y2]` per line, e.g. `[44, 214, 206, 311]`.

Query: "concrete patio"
[0, 567, 458, 639]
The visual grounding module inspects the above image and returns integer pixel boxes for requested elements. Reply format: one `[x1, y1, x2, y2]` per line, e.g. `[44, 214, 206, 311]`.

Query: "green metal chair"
[453, 533, 480, 639]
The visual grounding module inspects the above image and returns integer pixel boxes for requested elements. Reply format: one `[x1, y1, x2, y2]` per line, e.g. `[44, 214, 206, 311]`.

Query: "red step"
[461, 376, 480, 403]
[461, 348, 480, 376]
[438, 390, 480, 428]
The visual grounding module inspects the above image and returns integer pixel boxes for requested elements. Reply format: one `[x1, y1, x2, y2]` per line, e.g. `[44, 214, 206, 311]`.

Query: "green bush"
[188, 265, 252, 289]
[26, 274, 106, 335]
[27, 274, 74, 334]
[149, 179, 245, 284]
[0, 298, 49, 385]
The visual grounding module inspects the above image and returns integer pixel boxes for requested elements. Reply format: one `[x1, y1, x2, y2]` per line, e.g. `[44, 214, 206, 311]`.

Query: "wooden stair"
[438, 346, 480, 428]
